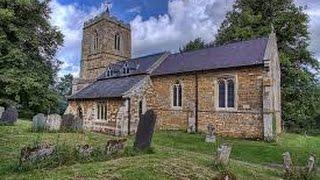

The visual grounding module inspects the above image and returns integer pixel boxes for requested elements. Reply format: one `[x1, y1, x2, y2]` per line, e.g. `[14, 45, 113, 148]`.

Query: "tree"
[56, 74, 73, 97]
[214, 0, 320, 131]
[0, 0, 63, 117]
[180, 38, 207, 53]
[54, 74, 73, 115]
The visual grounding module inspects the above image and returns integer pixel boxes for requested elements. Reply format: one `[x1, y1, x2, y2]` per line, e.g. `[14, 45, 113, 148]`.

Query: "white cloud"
[131, 0, 233, 57]
[49, 0, 105, 77]
[51, 0, 319, 77]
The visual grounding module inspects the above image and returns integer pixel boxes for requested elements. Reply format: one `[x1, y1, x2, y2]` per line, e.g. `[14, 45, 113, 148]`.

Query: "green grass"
[0, 120, 319, 179]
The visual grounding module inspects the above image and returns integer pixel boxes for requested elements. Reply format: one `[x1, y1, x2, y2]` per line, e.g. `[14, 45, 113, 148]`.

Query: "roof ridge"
[171, 36, 269, 56]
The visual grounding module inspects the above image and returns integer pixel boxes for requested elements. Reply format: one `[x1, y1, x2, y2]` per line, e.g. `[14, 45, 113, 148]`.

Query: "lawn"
[0, 120, 319, 179]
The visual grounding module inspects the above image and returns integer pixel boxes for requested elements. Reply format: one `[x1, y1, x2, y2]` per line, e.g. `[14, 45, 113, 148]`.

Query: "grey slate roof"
[152, 37, 269, 76]
[70, 37, 269, 100]
[98, 52, 166, 80]
[69, 75, 147, 100]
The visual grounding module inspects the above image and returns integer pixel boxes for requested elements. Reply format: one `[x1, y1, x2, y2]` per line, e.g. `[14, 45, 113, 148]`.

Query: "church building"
[66, 10, 281, 140]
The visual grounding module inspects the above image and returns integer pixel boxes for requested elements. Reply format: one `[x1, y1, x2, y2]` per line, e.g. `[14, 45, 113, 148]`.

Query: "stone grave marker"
[187, 117, 196, 133]
[105, 139, 127, 155]
[1, 106, 18, 125]
[0, 106, 4, 119]
[20, 143, 55, 163]
[282, 152, 293, 175]
[77, 144, 94, 157]
[61, 114, 83, 131]
[216, 144, 232, 166]
[306, 154, 316, 174]
[32, 113, 46, 131]
[45, 114, 61, 131]
[134, 110, 157, 150]
[205, 123, 216, 143]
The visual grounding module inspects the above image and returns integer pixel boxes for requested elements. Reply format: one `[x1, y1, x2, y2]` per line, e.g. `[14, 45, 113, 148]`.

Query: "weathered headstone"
[187, 117, 196, 133]
[45, 114, 61, 131]
[134, 110, 157, 150]
[105, 139, 127, 155]
[216, 144, 232, 166]
[205, 123, 216, 143]
[77, 144, 94, 157]
[20, 143, 55, 163]
[32, 113, 46, 131]
[306, 154, 316, 174]
[0, 106, 18, 125]
[61, 114, 83, 131]
[0, 106, 4, 119]
[282, 152, 293, 175]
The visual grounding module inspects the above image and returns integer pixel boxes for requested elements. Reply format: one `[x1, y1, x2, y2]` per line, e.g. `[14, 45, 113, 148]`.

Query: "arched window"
[227, 80, 235, 108]
[217, 78, 235, 109]
[93, 30, 99, 51]
[122, 63, 129, 74]
[77, 106, 83, 119]
[106, 67, 113, 77]
[97, 102, 107, 120]
[114, 33, 121, 50]
[218, 80, 226, 108]
[172, 81, 182, 107]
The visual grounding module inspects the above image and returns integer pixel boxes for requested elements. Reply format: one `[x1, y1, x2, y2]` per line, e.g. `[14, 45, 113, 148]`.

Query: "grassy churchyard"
[0, 120, 319, 179]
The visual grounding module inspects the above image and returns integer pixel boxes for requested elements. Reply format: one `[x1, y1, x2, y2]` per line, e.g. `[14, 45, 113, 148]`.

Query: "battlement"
[84, 11, 130, 30]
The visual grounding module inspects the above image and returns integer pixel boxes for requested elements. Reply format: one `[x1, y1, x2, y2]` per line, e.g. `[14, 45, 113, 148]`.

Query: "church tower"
[73, 10, 131, 93]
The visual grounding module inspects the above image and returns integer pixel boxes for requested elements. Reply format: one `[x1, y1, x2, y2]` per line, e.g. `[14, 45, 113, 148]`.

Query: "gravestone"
[32, 113, 46, 131]
[45, 114, 61, 131]
[20, 143, 55, 163]
[282, 152, 293, 175]
[306, 154, 316, 174]
[187, 117, 195, 133]
[77, 144, 94, 157]
[205, 123, 216, 143]
[105, 139, 127, 155]
[216, 144, 232, 166]
[61, 114, 83, 131]
[134, 110, 157, 150]
[1, 106, 18, 125]
[0, 106, 4, 119]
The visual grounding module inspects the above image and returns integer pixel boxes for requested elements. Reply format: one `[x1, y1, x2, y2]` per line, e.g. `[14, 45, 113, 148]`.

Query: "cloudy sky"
[49, 0, 320, 77]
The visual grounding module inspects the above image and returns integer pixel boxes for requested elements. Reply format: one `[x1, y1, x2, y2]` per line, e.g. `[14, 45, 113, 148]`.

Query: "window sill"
[171, 106, 183, 110]
[215, 108, 237, 112]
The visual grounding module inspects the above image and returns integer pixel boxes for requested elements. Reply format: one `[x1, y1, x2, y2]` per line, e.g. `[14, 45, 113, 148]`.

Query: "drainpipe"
[127, 98, 131, 135]
[195, 73, 199, 132]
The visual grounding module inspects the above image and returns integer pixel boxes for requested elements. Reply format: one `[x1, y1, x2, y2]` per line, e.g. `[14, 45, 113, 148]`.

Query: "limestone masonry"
[66, 10, 281, 140]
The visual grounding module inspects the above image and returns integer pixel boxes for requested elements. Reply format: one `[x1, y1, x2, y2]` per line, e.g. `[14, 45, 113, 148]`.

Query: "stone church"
[65, 10, 281, 140]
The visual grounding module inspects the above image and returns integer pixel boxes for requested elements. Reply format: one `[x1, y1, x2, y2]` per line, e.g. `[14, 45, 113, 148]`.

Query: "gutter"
[195, 72, 199, 132]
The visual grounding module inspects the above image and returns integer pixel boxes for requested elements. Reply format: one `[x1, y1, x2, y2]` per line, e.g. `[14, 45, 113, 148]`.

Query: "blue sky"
[49, 0, 320, 77]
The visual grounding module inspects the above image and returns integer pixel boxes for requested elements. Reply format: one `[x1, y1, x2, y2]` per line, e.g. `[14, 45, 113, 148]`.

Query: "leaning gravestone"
[45, 114, 61, 131]
[282, 152, 293, 176]
[306, 154, 316, 175]
[1, 106, 18, 125]
[0, 106, 4, 119]
[205, 123, 216, 143]
[216, 144, 232, 166]
[134, 110, 157, 150]
[32, 113, 46, 131]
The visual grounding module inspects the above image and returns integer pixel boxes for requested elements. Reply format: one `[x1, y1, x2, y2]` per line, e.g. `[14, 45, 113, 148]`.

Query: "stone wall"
[66, 98, 124, 134]
[147, 66, 265, 138]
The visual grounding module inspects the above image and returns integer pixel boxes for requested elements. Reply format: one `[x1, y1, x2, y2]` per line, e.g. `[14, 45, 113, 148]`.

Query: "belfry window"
[172, 81, 182, 107]
[106, 67, 113, 77]
[217, 77, 235, 109]
[97, 102, 107, 120]
[122, 63, 129, 74]
[114, 33, 121, 50]
[93, 30, 99, 51]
